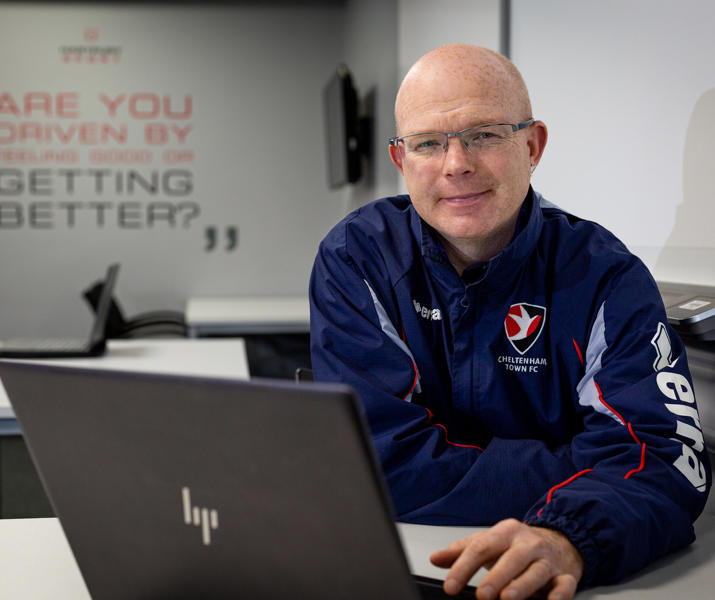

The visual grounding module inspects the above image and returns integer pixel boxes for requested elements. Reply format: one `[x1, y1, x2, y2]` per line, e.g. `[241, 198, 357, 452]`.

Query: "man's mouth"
[440, 190, 491, 204]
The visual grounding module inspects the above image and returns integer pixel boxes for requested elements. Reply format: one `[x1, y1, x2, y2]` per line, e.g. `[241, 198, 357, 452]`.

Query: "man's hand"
[430, 519, 583, 600]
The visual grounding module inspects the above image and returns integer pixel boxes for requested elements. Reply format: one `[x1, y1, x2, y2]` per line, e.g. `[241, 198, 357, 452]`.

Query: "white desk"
[185, 296, 310, 336]
[1, 516, 713, 598]
[0, 338, 249, 421]
[402, 514, 715, 598]
[0, 518, 90, 598]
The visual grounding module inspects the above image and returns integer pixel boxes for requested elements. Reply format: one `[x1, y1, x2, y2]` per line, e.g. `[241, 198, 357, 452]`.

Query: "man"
[309, 44, 710, 599]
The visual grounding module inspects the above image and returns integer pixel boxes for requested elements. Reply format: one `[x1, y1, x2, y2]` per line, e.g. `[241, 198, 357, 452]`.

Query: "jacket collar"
[412, 187, 544, 290]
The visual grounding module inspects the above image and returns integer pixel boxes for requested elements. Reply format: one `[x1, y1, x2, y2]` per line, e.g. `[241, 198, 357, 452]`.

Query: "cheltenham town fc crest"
[505, 303, 546, 355]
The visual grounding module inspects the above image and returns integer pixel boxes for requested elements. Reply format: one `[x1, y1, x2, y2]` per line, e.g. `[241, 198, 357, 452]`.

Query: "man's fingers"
[430, 536, 472, 567]
[490, 557, 553, 600]
[430, 521, 581, 600]
[430, 530, 497, 567]
[430, 551, 457, 568]
[471, 543, 542, 600]
[546, 574, 578, 600]
[439, 531, 509, 595]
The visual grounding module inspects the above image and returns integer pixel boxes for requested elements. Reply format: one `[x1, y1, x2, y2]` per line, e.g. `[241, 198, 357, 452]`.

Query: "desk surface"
[402, 514, 715, 598]
[1, 515, 713, 598]
[185, 296, 310, 335]
[0, 338, 249, 420]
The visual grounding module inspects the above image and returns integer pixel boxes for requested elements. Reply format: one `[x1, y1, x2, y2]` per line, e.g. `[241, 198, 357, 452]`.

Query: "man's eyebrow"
[461, 118, 508, 126]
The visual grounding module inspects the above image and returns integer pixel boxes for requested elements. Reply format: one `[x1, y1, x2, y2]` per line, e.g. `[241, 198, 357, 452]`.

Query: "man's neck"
[440, 219, 517, 277]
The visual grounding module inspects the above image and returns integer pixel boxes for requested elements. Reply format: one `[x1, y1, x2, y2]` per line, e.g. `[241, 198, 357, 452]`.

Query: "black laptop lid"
[86, 263, 120, 352]
[0, 363, 418, 600]
[0, 263, 119, 358]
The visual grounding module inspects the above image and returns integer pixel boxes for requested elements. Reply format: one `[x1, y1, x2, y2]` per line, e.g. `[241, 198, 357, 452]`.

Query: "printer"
[658, 282, 715, 342]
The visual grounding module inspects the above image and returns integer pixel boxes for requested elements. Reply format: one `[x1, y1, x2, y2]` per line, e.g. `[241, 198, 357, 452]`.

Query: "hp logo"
[181, 487, 219, 545]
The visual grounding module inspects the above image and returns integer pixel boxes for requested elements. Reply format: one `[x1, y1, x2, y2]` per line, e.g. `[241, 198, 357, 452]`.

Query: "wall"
[3, 1, 714, 342]
[511, 0, 715, 286]
[397, 0, 501, 79]
[0, 2, 347, 337]
[336, 0, 400, 214]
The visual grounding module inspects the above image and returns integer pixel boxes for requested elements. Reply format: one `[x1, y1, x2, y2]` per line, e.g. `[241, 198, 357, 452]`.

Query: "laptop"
[0, 264, 119, 358]
[0, 362, 477, 599]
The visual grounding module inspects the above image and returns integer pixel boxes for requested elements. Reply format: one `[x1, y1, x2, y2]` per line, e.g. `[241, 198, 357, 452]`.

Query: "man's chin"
[437, 227, 491, 250]
[436, 217, 492, 243]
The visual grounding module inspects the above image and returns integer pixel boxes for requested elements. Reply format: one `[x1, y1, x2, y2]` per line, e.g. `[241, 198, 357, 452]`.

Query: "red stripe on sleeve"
[625, 443, 646, 479]
[594, 380, 626, 425]
[402, 360, 419, 401]
[627, 422, 641, 445]
[537, 469, 593, 517]
[572, 338, 584, 367]
[434, 424, 483, 450]
[595, 386, 648, 479]
[421, 408, 482, 450]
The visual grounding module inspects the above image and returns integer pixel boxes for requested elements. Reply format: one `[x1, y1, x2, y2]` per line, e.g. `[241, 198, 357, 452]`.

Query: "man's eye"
[467, 131, 499, 145]
[465, 126, 511, 148]
[412, 138, 441, 152]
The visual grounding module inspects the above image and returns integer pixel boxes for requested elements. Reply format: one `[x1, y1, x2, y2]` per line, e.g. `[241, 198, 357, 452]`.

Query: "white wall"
[0, 2, 347, 337]
[340, 0, 400, 214]
[512, 0, 715, 286]
[3, 0, 713, 340]
[397, 0, 501, 79]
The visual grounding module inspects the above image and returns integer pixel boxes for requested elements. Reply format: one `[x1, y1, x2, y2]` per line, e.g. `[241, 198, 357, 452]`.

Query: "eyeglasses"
[389, 118, 535, 159]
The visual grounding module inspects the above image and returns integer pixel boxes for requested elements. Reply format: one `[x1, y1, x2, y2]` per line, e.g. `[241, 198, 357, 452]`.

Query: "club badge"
[505, 303, 546, 355]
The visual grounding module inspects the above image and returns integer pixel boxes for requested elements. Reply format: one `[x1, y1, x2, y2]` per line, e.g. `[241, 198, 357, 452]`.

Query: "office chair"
[83, 280, 188, 339]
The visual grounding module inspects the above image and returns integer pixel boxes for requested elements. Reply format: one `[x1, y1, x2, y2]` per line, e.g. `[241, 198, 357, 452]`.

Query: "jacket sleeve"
[524, 263, 711, 586]
[309, 231, 578, 525]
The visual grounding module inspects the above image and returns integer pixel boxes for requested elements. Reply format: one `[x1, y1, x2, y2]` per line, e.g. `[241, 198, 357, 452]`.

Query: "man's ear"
[527, 121, 548, 168]
[389, 143, 405, 175]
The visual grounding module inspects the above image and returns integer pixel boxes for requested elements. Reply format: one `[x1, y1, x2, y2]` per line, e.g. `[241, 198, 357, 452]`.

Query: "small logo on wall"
[60, 27, 122, 64]
[182, 486, 219, 546]
[505, 303, 546, 355]
[83, 27, 99, 43]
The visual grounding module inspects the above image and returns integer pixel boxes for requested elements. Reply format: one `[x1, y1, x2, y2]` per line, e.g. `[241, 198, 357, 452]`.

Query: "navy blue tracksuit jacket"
[309, 189, 710, 586]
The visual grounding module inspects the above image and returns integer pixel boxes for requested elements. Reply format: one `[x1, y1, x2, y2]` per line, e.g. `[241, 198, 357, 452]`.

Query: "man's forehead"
[397, 93, 517, 135]
[395, 45, 529, 134]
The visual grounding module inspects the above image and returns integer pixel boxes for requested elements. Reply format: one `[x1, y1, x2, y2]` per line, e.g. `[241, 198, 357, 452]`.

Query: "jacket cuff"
[524, 512, 600, 588]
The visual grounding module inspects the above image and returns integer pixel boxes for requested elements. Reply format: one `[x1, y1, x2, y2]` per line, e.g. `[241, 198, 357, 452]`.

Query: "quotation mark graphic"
[205, 226, 239, 252]
[182, 486, 219, 545]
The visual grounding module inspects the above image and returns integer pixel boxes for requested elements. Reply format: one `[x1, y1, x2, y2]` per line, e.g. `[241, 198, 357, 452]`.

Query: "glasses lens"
[462, 124, 515, 151]
[402, 133, 446, 157]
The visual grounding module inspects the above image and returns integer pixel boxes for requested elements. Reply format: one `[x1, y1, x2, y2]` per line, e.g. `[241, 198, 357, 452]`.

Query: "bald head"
[395, 44, 532, 135]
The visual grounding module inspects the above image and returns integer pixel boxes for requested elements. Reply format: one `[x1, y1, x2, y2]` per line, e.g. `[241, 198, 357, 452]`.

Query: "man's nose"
[441, 136, 476, 176]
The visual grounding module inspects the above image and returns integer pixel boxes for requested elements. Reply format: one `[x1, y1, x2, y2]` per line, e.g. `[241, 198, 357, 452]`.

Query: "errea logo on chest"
[413, 299, 442, 321]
